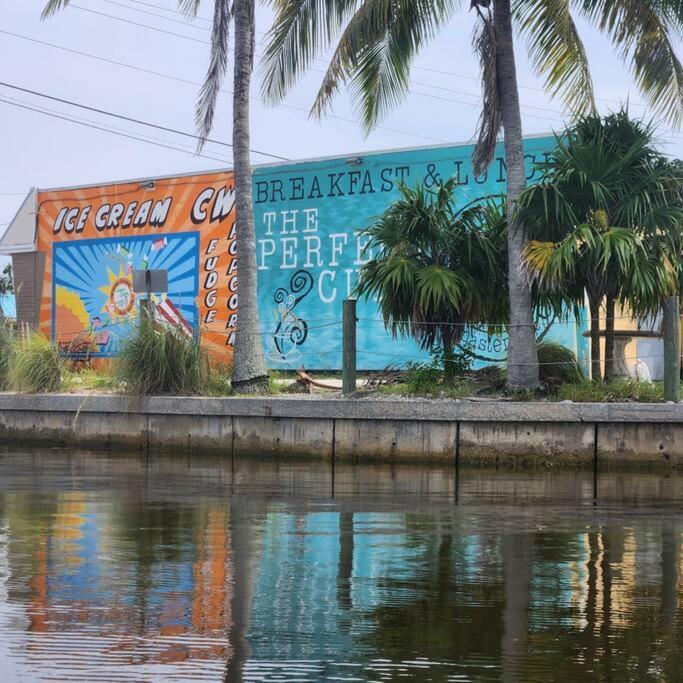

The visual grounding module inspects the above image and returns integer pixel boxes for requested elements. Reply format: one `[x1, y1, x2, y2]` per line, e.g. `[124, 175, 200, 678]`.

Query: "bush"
[537, 341, 584, 389]
[0, 324, 13, 390]
[556, 378, 664, 403]
[116, 317, 211, 395]
[10, 332, 63, 393]
[403, 361, 442, 394]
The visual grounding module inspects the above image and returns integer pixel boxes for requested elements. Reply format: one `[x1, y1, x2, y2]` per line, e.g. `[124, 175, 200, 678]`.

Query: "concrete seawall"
[1, 393, 682, 466]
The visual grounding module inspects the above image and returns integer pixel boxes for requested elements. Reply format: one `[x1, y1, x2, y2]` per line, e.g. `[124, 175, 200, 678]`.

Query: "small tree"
[520, 112, 683, 380]
[524, 209, 652, 381]
[0, 264, 12, 295]
[356, 179, 508, 384]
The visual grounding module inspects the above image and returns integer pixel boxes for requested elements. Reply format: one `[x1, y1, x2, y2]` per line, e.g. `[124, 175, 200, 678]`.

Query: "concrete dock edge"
[0, 393, 681, 466]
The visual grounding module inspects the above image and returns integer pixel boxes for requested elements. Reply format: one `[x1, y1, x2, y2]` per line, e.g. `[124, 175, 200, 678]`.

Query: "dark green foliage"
[557, 379, 664, 403]
[0, 324, 13, 390]
[356, 179, 508, 383]
[116, 318, 212, 396]
[10, 333, 63, 393]
[537, 341, 583, 389]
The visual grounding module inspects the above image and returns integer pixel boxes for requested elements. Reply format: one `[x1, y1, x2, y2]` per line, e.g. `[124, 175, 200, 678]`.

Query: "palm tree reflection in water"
[0, 456, 680, 681]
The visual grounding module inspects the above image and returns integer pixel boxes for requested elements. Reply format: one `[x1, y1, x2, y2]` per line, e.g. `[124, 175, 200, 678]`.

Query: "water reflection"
[0, 451, 680, 681]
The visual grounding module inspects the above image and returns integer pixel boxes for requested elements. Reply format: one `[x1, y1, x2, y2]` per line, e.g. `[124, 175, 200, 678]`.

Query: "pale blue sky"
[1, 0, 682, 261]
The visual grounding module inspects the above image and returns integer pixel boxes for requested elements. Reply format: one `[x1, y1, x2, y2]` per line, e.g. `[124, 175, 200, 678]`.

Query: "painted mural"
[52, 233, 199, 357]
[33, 138, 589, 369]
[253, 137, 589, 370]
[36, 172, 238, 362]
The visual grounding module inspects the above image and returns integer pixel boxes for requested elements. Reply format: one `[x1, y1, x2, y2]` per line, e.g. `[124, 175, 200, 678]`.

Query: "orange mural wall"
[36, 171, 237, 363]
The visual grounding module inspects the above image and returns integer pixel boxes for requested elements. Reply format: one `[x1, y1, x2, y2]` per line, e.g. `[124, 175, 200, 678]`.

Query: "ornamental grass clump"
[0, 324, 14, 390]
[116, 317, 210, 396]
[10, 332, 63, 393]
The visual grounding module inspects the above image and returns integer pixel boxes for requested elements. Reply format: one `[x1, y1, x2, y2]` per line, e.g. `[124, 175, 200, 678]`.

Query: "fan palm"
[521, 112, 683, 380]
[356, 178, 508, 383]
[42, 0, 270, 393]
[261, 0, 683, 390]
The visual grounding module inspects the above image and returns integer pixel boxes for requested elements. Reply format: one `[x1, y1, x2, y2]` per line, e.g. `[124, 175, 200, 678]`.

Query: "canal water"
[0, 451, 680, 682]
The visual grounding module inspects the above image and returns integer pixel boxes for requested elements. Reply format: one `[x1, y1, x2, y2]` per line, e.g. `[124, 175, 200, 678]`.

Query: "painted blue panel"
[253, 139, 589, 370]
[52, 233, 199, 357]
[0, 294, 16, 318]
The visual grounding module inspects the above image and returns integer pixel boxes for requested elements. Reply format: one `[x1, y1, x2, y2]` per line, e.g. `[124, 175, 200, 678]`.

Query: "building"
[0, 138, 588, 370]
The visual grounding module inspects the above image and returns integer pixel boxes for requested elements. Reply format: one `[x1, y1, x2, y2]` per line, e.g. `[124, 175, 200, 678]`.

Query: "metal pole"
[342, 299, 357, 395]
[663, 295, 680, 402]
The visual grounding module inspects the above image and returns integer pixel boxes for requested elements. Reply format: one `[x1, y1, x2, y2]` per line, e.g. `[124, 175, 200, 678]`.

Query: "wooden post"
[342, 299, 357, 395]
[663, 295, 680, 402]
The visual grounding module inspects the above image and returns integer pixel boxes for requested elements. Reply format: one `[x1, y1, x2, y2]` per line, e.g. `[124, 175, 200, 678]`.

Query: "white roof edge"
[30, 132, 557, 194]
[0, 188, 37, 253]
[0, 243, 36, 255]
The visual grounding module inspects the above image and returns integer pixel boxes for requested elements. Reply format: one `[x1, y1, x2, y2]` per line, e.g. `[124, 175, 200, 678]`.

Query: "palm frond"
[577, 0, 683, 127]
[315, 0, 459, 131]
[516, 0, 596, 116]
[178, 0, 202, 16]
[41, 0, 71, 19]
[195, 0, 233, 151]
[260, 0, 358, 104]
[356, 178, 507, 349]
[471, 4, 502, 176]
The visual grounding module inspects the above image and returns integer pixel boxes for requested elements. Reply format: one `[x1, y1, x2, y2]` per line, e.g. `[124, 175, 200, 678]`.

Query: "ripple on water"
[0, 452, 680, 681]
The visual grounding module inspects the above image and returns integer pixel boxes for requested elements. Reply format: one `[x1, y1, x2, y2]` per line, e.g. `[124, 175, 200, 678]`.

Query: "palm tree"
[520, 112, 683, 380]
[524, 209, 646, 381]
[261, 0, 683, 390]
[356, 179, 508, 383]
[42, 0, 270, 393]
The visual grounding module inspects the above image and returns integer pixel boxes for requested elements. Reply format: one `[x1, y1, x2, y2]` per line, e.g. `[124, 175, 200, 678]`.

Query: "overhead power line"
[0, 96, 233, 164]
[119, 0, 657, 113]
[65, 3, 568, 125]
[69, 0, 683, 137]
[0, 30, 447, 144]
[0, 81, 288, 161]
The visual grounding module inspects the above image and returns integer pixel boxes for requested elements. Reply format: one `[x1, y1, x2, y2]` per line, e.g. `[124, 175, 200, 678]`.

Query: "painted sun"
[98, 266, 138, 323]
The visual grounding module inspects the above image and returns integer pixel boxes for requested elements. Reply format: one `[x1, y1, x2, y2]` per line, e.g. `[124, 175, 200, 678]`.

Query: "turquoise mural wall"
[253, 137, 589, 370]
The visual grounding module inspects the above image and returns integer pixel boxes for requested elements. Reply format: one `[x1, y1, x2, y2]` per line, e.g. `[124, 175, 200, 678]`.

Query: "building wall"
[11, 251, 45, 327]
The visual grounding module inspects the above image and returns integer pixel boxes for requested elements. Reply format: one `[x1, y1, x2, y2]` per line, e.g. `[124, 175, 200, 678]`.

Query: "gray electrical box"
[132, 269, 168, 294]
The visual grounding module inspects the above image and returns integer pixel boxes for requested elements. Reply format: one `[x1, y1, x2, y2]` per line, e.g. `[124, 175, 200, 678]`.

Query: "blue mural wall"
[252, 138, 589, 370]
[52, 233, 199, 357]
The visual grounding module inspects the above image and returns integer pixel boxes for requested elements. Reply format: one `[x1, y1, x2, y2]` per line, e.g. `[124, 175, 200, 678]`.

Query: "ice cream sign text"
[50, 185, 236, 235]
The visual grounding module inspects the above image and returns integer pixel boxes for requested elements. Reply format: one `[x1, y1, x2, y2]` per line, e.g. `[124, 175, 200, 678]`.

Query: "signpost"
[132, 269, 168, 318]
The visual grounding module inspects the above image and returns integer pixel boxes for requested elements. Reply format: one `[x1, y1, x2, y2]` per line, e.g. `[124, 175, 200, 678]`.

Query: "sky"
[2, 0, 683, 270]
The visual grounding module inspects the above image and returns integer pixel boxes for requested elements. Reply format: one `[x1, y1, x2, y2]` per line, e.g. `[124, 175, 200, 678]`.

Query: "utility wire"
[0, 96, 232, 164]
[0, 30, 447, 144]
[70, 1, 683, 139]
[119, 0, 658, 114]
[0, 81, 288, 161]
[2, 92, 213, 155]
[66, 4, 569, 125]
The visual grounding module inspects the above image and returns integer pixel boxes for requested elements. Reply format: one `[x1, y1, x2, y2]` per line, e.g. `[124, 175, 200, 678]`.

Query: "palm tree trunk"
[588, 292, 602, 382]
[603, 294, 616, 381]
[230, 0, 268, 393]
[494, 0, 538, 391]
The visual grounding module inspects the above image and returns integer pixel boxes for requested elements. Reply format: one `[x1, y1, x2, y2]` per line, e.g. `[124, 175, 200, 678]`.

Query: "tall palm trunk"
[494, 0, 539, 391]
[603, 293, 616, 381]
[231, 0, 268, 393]
[588, 291, 602, 382]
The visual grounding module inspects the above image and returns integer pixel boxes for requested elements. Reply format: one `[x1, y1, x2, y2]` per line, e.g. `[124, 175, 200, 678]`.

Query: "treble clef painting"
[266, 269, 314, 363]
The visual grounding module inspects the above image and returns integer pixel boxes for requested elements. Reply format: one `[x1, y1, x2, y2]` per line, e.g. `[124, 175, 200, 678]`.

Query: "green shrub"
[0, 324, 14, 390]
[402, 345, 473, 393]
[557, 378, 664, 403]
[116, 318, 211, 395]
[537, 341, 584, 389]
[403, 361, 443, 394]
[10, 333, 63, 393]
